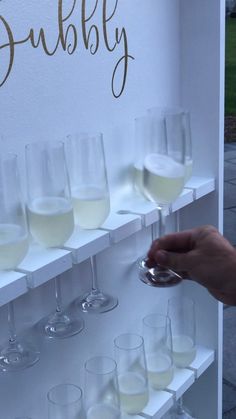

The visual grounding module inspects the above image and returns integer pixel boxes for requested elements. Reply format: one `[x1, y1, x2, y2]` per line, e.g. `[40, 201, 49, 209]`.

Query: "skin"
[147, 225, 236, 305]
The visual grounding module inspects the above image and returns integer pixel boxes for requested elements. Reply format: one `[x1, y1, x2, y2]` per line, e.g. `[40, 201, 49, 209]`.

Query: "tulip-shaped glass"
[138, 108, 187, 287]
[0, 153, 39, 371]
[67, 133, 117, 313]
[25, 140, 83, 338]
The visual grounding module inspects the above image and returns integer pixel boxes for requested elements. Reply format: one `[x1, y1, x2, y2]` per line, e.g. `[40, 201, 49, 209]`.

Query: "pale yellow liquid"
[133, 165, 144, 195]
[87, 403, 121, 419]
[118, 372, 149, 414]
[143, 153, 185, 204]
[72, 187, 110, 229]
[147, 353, 173, 390]
[185, 158, 193, 183]
[172, 335, 196, 367]
[28, 196, 74, 247]
[0, 224, 28, 270]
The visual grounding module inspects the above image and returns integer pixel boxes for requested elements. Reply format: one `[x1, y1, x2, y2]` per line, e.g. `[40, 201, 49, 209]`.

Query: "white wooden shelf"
[121, 345, 215, 419]
[166, 368, 195, 400]
[0, 271, 28, 306]
[185, 176, 215, 199]
[63, 226, 110, 263]
[101, 212, 142, 243]
[17, 243, 72, 289]
[141, 389, 174, 419]
[186, 345, 215, 379]
[0, 176, 215, 307]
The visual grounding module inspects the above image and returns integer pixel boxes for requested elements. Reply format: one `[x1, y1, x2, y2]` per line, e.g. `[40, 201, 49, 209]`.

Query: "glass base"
[0, 339, 39, 372]
[138, 256, 182, 287]
[78, 290, 118, 314]
[37, 310, 84, 339]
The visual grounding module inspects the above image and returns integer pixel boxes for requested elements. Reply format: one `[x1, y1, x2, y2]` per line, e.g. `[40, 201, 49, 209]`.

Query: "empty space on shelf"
[101, 212, 142, 242]
[63, 226, 110, 263]
[186, 345, 215, 379]
[171, 188, 194, 212]
[0, 271, 27, 306]
[166, 368, 195, 401]
[17, 243, 72, 288]
[184, 176, 215, 199]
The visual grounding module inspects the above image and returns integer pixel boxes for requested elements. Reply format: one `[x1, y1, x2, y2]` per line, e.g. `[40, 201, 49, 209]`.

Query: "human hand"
[147, 225, 236, 305]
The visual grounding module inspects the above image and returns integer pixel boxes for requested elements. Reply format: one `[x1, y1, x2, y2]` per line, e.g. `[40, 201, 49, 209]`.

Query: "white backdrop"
[0, 1, 224, 418]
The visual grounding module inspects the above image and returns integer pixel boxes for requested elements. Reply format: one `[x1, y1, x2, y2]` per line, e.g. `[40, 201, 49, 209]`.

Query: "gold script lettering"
[0, 0, 134, 98]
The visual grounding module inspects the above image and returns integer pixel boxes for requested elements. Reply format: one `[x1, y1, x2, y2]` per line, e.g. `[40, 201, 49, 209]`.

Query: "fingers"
[150, 249, 192, 274]
[148, 230, 194, 258]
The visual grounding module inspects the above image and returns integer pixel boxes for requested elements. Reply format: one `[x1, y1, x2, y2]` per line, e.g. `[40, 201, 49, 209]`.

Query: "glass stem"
[91, 255, 100, 293]
[176, 210, 180, 233]
[55, 276, 63, 313]
[177, 396, 184, 412]
[8, 301, 17, 344]
[158, 205, 166, 238]
[151, 223, 156, 242]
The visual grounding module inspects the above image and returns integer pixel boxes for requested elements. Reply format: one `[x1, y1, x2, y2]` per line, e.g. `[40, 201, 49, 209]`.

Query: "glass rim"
[114, 333, 144, 351]
[167, 295, 195, 306]
[25, 139, 65, 151]
[147, 105, 190, 116]
[0, 151, 18, 161]
[66, 132, 103, 140]
[47, 383, 82, 406]
[142, 313, 171, 328]
[84, 355, 117, 375]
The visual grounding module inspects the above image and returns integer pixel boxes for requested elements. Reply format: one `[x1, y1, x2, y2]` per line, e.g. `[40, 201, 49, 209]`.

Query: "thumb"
[155, 249, 191, 273]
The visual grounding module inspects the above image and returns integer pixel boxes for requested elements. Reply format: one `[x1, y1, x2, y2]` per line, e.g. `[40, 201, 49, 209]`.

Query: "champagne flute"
[47, 383, 83, 419]
[167, 295, 197, 419]
[67, 132, 117, 313]
[0, 153, 39, 372]
[84, 355, 121, 419]
[142, 313, 174, 390]
[138, 108, 187, 287]
[133, 115, 152, 196]
[25, 140, 84, 338]
[114, 333, 149, 415]
[167, 295, 196, 368]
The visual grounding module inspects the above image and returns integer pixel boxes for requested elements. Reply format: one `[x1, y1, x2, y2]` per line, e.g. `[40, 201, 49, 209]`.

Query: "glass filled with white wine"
[67, 132, 117, 313]
[25, 140, 84, 338]
[133, 115, 152, 196]
[142, 313, 173, 390]
[114, 333, 149, 415]
[138, 107, 187, 287]
[0, 152, 39, 372]
[84, 355, 121, 419]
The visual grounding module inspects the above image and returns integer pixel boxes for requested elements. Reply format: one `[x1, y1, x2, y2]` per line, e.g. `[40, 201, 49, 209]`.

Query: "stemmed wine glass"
[67, 132, 118, 313]
[133, 115, 152, 196]
[138, 107, 187, 287]
[25, 140, 84, 338]
[0, 153, 39, 372]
